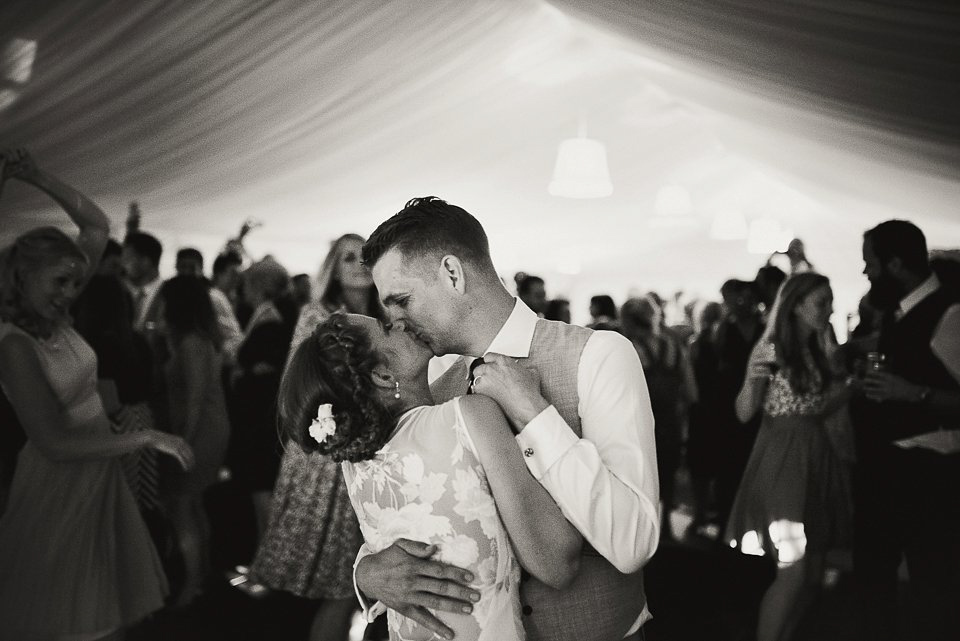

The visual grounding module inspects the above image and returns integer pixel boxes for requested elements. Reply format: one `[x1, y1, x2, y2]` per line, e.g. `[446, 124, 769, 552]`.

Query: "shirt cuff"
[353, 550, 387, 622]
[515, 405, 579, 479]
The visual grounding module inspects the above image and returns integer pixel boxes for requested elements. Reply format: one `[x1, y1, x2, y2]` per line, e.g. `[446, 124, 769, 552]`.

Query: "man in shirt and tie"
[122, 231, 164, 332]
[353, 197, 660, 641]
[853, 219, 960, 641]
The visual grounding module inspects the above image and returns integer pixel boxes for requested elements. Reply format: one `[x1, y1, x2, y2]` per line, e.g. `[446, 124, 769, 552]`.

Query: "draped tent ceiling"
[2, 0, 959, 323]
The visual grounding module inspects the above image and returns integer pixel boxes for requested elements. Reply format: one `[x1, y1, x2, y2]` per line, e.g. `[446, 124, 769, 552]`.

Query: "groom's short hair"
[362, 196, 493, 271]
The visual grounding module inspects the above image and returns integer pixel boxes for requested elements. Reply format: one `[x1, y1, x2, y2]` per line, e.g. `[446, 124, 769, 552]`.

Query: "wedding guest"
[230, 257, 294, 537]
[545, 297, 571, 323]
[356, 197, 659, 641]
[686, 301, 724, 534]
[713, 278, 765, 530]
[292, 273, 312, 306]
[620, 295, 697, 541]
[122, 231, 164, 332]
[175, 247, 204, 277]
[516, 273, 547, 317]
[725, 272, 852, 641]
[0, 148, 193, 640]
[755, 264, 787, 321]
[72, 274, 157, 503]
[212, 251, 242, 303]
[158, 275, 231, 606]
[851, 220, 960, 641]
[280, 311, 582, 640]
[97, 238, 125, 278]
[249, 234, 380, 641]
[588, 294, 620, 331]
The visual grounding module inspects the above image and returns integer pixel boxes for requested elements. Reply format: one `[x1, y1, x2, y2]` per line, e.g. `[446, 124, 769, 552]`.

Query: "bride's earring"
[394, 381, 401, 400]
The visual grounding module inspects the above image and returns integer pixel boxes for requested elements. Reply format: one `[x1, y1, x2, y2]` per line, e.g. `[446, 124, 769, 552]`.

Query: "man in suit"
[354, 197, 660, 641]
[852, 220, 960, 641]
[122, 231, 164, 332]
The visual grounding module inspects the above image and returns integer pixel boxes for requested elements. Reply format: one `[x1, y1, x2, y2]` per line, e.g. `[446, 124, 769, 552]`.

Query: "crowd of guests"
[0, 147, 957, 641]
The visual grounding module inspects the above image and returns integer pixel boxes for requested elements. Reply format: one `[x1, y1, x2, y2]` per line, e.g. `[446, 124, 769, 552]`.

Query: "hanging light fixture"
[548, 123, 612, 198]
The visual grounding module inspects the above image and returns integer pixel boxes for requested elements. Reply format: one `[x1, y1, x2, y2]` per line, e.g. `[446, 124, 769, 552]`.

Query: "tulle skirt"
[0, 443, 167, 640]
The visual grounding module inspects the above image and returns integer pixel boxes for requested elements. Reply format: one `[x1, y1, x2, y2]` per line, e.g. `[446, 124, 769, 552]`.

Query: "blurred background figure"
[620, 294, 697, 542]
[713, 279, 765, 532]
[123, 231, 164, 332]
[516, 273, 547, 317]
[291, 273, 312, 307]
[248, 233, 379, 641]
[685, 300, 724, 537]
[175, 247, 205, 278]
[97, 238, 126, 279]
[158, 276, 231, 607]
[229, 257, 295, 541]
[545, 297, 571, 323]
[588, 294, 620, 331]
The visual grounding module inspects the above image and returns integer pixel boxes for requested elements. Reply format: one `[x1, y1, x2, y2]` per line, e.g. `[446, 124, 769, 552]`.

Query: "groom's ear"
[439, 255, 466, 294]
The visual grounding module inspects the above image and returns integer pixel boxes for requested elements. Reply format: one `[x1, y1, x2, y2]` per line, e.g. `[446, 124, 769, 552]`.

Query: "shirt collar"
[897, 273, 940, 319]
[483, 298, 538, 358]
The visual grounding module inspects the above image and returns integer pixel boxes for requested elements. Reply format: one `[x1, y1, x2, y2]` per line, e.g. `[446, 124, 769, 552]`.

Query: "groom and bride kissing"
[279, 196, 659, 641]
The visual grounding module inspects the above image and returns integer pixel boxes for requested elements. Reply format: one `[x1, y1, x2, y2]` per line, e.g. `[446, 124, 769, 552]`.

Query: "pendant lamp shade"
[548, 137, 613, 198]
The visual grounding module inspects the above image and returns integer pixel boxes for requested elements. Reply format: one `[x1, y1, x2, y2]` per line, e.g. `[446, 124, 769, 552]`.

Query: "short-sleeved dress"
[250, 301, 363, 599]
[725, 358, 851, 564]
[342, 398, 524, 641]
[0, 322, 167, 639]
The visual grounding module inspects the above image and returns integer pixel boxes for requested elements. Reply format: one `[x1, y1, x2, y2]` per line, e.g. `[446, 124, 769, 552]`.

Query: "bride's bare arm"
[459, 394, 582, 589]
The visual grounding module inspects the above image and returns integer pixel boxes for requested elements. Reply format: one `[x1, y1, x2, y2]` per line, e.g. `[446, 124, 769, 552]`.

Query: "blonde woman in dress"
[0, 149, 193, 640]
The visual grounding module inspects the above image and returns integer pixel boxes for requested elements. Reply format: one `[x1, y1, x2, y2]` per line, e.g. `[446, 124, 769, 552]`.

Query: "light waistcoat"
[431, 319, 647, 641]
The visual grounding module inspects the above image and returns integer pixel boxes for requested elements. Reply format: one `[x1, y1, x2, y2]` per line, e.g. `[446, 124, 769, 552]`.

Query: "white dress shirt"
[892, 274, 960, 454]
[131, 276, 162, 331]
[355, 299, 660, 634]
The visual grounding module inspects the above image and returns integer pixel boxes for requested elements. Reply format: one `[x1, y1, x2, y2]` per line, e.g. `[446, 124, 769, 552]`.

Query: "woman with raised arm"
[0, 149, 194, 641]
[279, 312, 583, 641]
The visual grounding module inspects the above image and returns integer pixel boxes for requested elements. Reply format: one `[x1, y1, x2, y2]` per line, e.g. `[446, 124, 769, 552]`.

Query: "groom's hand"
[472, 353, 549, 432]
[355, 538, 479, 640]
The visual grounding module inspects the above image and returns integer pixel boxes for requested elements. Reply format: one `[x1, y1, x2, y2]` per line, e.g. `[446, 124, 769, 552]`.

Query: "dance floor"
[128, 469, 879, 641]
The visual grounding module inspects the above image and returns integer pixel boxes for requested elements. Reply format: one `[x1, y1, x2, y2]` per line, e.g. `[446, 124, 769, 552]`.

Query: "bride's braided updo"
[278, 313, 396, 462]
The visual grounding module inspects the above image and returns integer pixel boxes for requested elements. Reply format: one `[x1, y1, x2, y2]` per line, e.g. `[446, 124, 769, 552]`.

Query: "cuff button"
[523, 447, 534, 457]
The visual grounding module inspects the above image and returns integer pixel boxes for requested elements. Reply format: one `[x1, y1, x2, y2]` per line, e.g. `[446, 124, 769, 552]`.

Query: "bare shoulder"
[0, 329, 35, 360]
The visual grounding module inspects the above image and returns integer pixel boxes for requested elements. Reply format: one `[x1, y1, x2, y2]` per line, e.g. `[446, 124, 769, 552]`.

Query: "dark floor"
[128, 475, 879, 641]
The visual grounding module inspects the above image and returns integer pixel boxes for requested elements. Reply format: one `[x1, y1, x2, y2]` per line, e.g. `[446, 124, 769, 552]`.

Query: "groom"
[354, 197, 660, 641]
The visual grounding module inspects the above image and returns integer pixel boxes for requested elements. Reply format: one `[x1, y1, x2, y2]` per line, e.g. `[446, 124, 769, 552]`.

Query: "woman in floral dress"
[249, 234, 383, 641]
[278, 312, 582, 641]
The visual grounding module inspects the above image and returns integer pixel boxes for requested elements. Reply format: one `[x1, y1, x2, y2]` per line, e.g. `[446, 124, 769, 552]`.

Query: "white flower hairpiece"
[309, 403, 337, 445]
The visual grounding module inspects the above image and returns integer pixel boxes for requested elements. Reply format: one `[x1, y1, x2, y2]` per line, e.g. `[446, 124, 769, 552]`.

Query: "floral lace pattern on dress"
[342, 399, 522, 641]
[764, 369, 824, 418]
